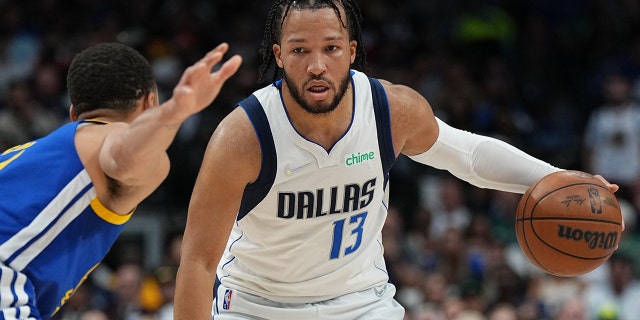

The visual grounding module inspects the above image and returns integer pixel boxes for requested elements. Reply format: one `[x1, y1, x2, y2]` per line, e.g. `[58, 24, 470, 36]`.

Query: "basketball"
[515, 170, 623, 277]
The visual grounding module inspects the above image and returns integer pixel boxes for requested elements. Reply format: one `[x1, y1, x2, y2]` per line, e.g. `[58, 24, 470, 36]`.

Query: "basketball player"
[0, 42, 241, 319]
[173, 1, 617, 319]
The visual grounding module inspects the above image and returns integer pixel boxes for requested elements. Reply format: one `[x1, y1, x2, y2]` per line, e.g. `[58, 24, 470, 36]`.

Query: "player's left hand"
[594, 174, 619, 193]
[594, 174, 624, 232]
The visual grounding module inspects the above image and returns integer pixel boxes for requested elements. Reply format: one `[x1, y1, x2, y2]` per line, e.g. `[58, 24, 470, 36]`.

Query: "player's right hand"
[172, 43, 243, 116]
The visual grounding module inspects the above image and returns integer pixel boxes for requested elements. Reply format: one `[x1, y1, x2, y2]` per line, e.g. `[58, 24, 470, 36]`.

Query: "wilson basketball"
[515, 170, 623, 277]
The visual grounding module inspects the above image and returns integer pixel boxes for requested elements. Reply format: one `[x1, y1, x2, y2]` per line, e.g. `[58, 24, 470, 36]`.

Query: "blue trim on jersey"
[10, 271, 18, 307]
[368, 77, 396, 189]
[213, 276, 221, 315]
[237, 95, 277, 221]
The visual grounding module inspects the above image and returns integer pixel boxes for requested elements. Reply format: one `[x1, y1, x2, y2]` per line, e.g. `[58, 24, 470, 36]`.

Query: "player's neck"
[282, 88, 354, 151]
[76, 109, 120, 122]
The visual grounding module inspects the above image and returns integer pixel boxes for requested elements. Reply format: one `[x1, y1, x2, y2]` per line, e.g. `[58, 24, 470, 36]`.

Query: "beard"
[282, 70, 351, 114]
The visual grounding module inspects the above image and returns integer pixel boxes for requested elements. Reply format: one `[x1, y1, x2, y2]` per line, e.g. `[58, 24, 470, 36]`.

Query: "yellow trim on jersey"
[1, 142, 36, 171]
[90, 198, 134, 225]
[52, 262, 101, 316]
[83, 119, 110, 125]
[2, 141, 36, 155]
[0, 150, 25, 171]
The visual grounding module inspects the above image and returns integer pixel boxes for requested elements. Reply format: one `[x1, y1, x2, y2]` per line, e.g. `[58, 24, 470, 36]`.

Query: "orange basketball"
[515, 170, 623, 277]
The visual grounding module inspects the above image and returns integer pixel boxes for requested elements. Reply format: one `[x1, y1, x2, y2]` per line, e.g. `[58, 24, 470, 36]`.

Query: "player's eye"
[293, 48, 304, 54]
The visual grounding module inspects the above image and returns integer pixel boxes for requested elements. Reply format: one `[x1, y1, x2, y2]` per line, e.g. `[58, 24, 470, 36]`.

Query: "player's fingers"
[178, 43, 228, 82]
[214, 55, 243, 82]
[594, 174, 619, 193]
[201, 43, 229, 69]
[609, 184, 619, 193]
[182, 45, 234, 86]
[178, 52, 221, 86]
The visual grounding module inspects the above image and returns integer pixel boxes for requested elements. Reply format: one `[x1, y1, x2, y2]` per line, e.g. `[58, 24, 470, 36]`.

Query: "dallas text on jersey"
[277, 178, 376, 219]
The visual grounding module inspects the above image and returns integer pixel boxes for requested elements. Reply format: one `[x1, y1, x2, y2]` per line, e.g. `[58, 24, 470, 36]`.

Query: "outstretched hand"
[172, 43, 243, 116]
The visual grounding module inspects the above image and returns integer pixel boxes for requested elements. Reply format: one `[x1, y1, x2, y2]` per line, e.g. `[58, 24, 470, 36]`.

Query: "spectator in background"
[110, 262, 146, 320]
[428, 176, 473, 241]
[32, 62, 69, 119]
[583, 73, 640, 207]
[0, 3, 41, 97]
[487, 303, 518, 320]
[0, 80, 61, 150]
[154, 265, 178, 320]
[162, 231, 184, 267]
[78, 309, 109, 320]
[583, 253, 640, 320]
[554, 297, 587, 320]
[433, 60, 481, 132]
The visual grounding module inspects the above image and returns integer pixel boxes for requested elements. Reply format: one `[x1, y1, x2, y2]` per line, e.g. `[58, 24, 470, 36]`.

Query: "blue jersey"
[0, 121, 132, 319]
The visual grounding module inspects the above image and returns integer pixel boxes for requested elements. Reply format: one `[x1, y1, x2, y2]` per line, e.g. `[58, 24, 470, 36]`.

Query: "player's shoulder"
[205, 106, 262, 182]
[369, 77, 437, 153]
[372, 78, 431, 118]
[376, 78, 421, 101]
[212, 107, 261, 155]
[216, 106, 255, 134]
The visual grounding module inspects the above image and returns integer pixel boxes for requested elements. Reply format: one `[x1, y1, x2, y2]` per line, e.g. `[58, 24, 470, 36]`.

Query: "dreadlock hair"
[67, 43, 156, 117]
[258, 0, 369, 83]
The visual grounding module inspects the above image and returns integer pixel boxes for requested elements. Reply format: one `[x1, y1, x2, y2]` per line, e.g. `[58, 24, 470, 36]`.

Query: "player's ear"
[69, 105, 78, 121]
[350, 40, 357, 64]
[142, 91, 158, 111]
[273, 44, 283, 68]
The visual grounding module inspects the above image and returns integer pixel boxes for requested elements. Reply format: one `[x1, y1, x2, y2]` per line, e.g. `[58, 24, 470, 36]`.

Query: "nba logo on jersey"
[223, 289, 233, 310]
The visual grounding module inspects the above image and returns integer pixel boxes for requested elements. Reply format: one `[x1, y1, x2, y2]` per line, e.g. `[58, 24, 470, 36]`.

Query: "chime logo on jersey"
[223, 289, 233, 310]
[345, 150, 375, 167]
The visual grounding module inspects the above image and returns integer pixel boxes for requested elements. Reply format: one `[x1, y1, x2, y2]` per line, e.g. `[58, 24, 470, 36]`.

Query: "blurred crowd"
[2, 0, 640, 319]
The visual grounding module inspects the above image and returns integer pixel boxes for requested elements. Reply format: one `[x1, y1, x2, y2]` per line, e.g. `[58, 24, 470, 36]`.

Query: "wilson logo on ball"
[557, 225, 618, 250]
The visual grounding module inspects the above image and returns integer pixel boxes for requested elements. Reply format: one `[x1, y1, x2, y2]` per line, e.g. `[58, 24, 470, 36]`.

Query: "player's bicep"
[190, 108, 259, 210]
[183, 109, 260, 267]
[99, 123, 170, 186]
[98, 123, 129, 179]
[382, 82, 439, 156]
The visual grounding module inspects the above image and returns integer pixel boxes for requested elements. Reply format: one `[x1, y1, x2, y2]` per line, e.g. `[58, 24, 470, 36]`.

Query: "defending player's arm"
[99, 44, 241, 193]
[384, 81, 561, 194]
[174, 108, 261, 320]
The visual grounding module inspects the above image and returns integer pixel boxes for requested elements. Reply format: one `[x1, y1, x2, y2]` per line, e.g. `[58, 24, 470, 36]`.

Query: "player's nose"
[306, 52, 327, 75]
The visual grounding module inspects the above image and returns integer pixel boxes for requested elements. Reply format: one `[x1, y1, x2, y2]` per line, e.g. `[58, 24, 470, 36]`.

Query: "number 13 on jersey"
[330, 211, 368, 259]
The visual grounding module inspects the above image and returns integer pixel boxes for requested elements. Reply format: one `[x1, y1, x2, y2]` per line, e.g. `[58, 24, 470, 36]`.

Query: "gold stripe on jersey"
[84, 119, 110, 125]
[90, 198, 134, 225]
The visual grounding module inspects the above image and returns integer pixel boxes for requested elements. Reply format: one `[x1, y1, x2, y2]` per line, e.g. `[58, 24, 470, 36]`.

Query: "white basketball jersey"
[217, 70, 396, 303]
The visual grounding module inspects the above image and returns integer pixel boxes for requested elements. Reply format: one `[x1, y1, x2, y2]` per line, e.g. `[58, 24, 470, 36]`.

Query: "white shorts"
[212, 282, 405, 320]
